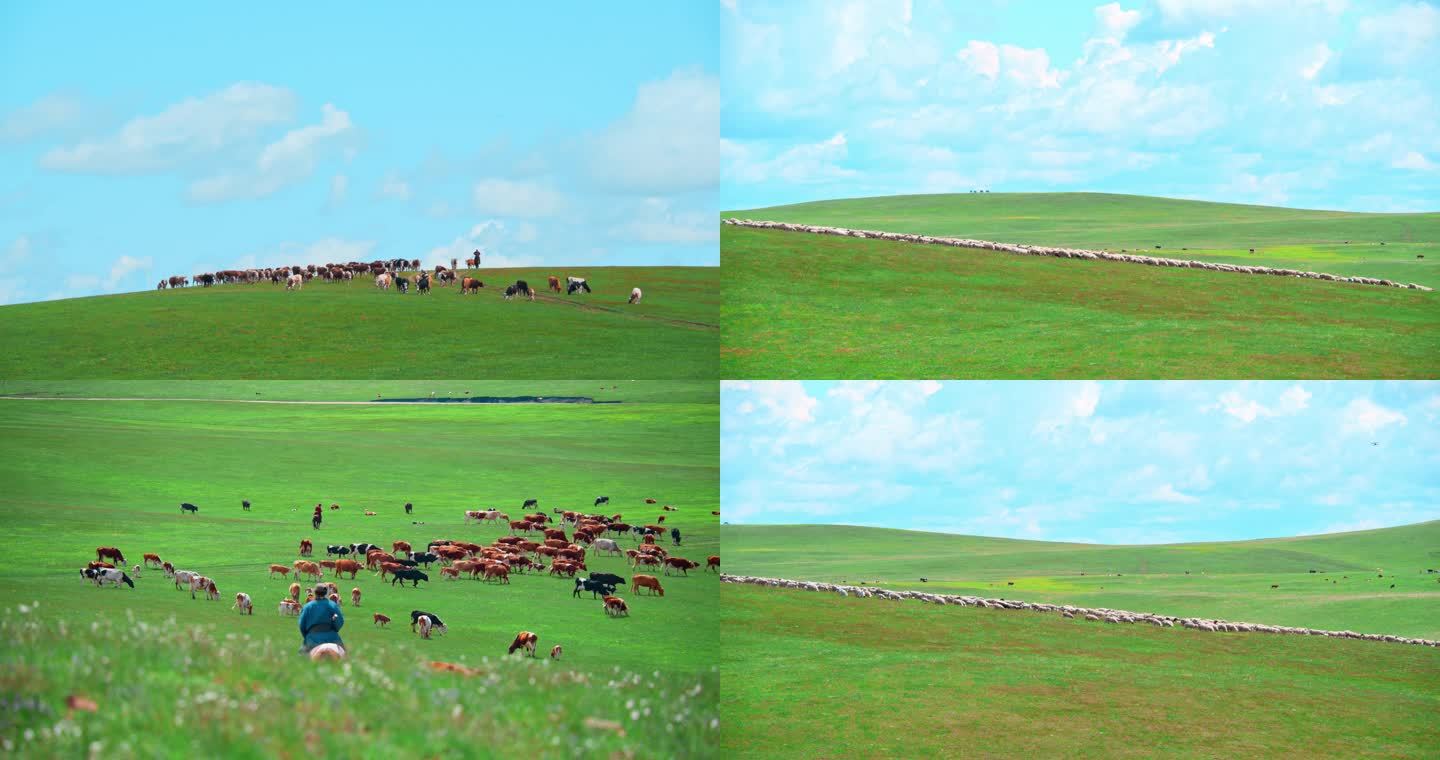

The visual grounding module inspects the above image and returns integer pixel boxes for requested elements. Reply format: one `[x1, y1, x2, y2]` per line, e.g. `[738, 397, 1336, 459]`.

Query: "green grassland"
[723, 522, 1440, 639]
[721, 193, 1440, 379]
[0, 266, 718, 379]
[722, 583, 1440, 759]
[0, 383, 718, 756]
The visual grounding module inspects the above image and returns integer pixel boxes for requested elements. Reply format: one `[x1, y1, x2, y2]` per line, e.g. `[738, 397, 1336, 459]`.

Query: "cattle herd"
[76, 497, 716, 662]
[155, 253, 647, 303]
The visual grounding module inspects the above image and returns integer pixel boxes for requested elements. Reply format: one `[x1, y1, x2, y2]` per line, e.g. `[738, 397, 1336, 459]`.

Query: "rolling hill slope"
[722, 522, 1440, 638]
[720, 194, 1440, 379]
[0, 266, 718, 379]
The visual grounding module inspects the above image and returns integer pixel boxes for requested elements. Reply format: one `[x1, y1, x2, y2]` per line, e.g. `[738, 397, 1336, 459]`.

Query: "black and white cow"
[409, 610, 447, 634]
[574, 577, 616, 599]
[523, 498, 538, 509]
[594, 496, 610, 506]
[566, 277, 592, 294]
[92, 568, 135, 588]
[407, 552, 438, 567]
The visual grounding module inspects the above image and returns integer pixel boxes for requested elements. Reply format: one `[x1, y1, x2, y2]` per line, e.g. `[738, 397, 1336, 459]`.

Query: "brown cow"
[373, 612, 391, 627]
[288, 582, 301, 602]
[96, 546, 125, 564]
[603, 595, 629, 617]
[268, 564, 291, 579]
[706, 556, 720, 572]
[482, 563, 511, 584]
[461, 277, 484, 294]
[293, 561, 322, 581]
[143, 553, 163, 568]
[508, 631, 538, 657]
[440, 567, 461, 580]
[632, 574, 664, 597]
[549, 561, 580, 578]
[378, 562, 405, 580]
[299, 539, 313, 557]
[334, 559, 361, 579]
[351, 587, 362, 606]
[663, 557, 699, 576]
[547, 275, 561, 293]
[508, 520, 533, 535]
[393, 540, 411, 555]
[645, 498, 657, 504]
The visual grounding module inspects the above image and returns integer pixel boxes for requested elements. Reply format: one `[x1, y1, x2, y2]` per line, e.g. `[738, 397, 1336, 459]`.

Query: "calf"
[508, 631, 538, 657]
[416, 615, 435, 639]
[373, 612, 391, 627]
[278, 599, 301, 616]
[550, 645, 563, 660]
[143, 553, 162, 568]
[603, 596, 629, 617]
[351, 587, 362, 607]
[269, 564, 291, 579]
[628, 287, 642, 304]
[233, 592, 253, 615]
[288, 582, 301, 602]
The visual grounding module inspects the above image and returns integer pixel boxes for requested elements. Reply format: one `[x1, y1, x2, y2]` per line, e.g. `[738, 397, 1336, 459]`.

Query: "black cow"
[405, 502, 413, 515]
[180, 503, 199, 514]
[594, 496, 609, 506]
[241, 499, 251, 511]
[394, 558, 419, 568]
[396, 276, 409, 294]
[589, 573, 625, 587]
[670, 527, 682, 546]
[514, 280, 530, 294]
[417, 273, 431, 295]
[409, 610, 446, 631]
[523, 498, 538, 509]
[409, 552, 438, 567]
[391, 569, 429, 587]
[574, 577, 616, 599]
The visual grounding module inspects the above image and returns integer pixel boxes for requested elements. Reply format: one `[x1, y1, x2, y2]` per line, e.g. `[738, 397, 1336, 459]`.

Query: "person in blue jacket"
[298, 583, 345, 655]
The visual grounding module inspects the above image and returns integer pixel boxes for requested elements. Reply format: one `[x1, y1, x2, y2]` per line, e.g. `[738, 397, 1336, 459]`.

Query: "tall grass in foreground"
[0, 606, 718, 759]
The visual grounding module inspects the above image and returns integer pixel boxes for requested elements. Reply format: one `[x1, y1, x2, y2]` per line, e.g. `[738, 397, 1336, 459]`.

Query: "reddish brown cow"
[547, 276, 561, 293]
[508, 520, 533, 535]
[378, 562, 405, 580]
[663, 557, 699, 576]
[299, 539, 313, 557]
[333, 559, 361, 579]
[373, 613, 391, 627]
[143, 553, 163, 568]
[96, 546, 125, 564]
[632, 574, 664, 597]
[268, 564, 291, 579]
[645, 498, 657, 504]
[508, 631, 538, 657]
[393, 540, 412, 555]
[706, 556, 720, 572]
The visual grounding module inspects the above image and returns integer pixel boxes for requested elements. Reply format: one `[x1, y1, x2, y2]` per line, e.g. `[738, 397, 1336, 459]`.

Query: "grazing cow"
[508, 631, 538, 657]
[706, 556, 720, 572]
[92, 568, 135, 588]
[632, 574, 664, 597]
[645, 498, 657, 504]
[522, 498, 539, 510]
[241, 500, 251, 511]
[594, 496, 610, 506]
[333, 559, 361, 579]
[299, 538, 313, 557]
[180, 503, 199, 514]
[461, 277, 484, 294]
[416, 614, 435, 639]
[566, 277, 591, 294]
[286, 273, 303, 290]
[574, 577, 616, 599]
[173, 570, 198, 590]
[408, 610, 447, 636]
[603, 595, 629, 617]
[131, 564, 142, 579]
[393, 540, 412, 555]
[550, 645, 563, 660]
[96, 546, 126, 564]
[628, 287, 642, 304]
[269, 564, 291, 579]
[417, 273, 431, 295]
[405, 502, 413, 515]
[546, 276, 562, 293]
[663, 557, 699, 576]
[288, 582, 301, 602]
[143, 553, 162, 568]
[391, 569, 429, 587]
[233, 592, 253, 615]
[373, 612, 391, 627]
[592, 538, 622, 557]
[162, 561, 175, 578]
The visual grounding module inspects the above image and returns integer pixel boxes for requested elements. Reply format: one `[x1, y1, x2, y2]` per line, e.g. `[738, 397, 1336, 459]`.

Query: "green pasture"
[721, 583, 1440, 758]
[0, 266, 718, 379]
[723, 522, 1440, 639]
[721, 193, 1440, 379]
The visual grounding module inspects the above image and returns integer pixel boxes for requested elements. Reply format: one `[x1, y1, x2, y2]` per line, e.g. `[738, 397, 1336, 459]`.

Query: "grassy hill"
[720, 193, 1440, 379]
[722, 583, 1440, 758]
[0, 383, 718, 754]
[722, 522, 1440, 639]
[0, 266, 717, 379]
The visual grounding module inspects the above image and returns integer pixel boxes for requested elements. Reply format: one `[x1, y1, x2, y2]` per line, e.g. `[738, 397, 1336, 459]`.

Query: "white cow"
[173, 570, 198, 590]
[628, 287, 642, 304]
[278, 599, 301, 616]
[376, 273, 392, 291]
[233, 592, 253, 615]
[593, 538, 622, 557]
[93, 568, 135, 588]
[416, 614, 434, 640]
[286, 273, 303, 290]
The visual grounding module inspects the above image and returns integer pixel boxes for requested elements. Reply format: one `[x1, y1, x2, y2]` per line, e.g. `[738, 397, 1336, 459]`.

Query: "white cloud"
[610, 198, 716, 244]
[41, 82, 295, 173]
[725, 132, 856, 184]
[1339, 398, 1407, 437]
[1356, 2, 1440, 66]
[1212, 384, 1309, 423]
[1392, 151, 1434, 170]
[958, 40, 1000, 80]
[328, 174, 348, 205]
[1148, 484, 1199, 504]
[472, 178, 565, 218]
[236, 238, 376, 270]
[732, 381, 819, 426]
[423, 222, 540, 269]
[1035, 382, 1102, 438]
[378, 175, 411, 201]
[188, 103, 355, 202]
[1095, 3, 1142, 40]
[1300, 43, 1332, 80]
[1001, 45, 1063, 88]
[1156, 0, 1346, 23]
[0, 93, 89, 142]
[588, 68, 718, 193]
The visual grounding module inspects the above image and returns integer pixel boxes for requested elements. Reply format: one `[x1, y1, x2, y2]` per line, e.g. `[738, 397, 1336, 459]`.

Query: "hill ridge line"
[0, 396, 604, 406]
[721, 574, 1440, 649]
[722, 218, 1434, 291]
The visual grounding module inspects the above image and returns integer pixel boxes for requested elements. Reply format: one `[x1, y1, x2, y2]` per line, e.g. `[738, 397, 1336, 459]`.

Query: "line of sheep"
[720, 573, 1440, 648]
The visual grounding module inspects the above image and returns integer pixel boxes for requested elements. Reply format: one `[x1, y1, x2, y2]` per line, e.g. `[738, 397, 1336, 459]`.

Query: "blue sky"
[721, 381, 1439, 544]
[721, 0, 1440, 211]
[0, 4, 717, 305]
